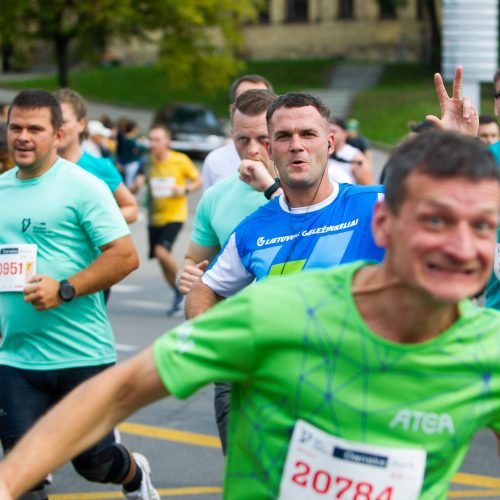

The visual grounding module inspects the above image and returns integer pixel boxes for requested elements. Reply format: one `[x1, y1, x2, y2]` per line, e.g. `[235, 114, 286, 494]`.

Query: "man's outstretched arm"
[0, 347, 167, 499]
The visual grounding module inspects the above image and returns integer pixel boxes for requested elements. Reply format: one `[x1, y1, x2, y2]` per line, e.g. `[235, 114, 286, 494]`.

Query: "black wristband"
[264, 178, 281, 200]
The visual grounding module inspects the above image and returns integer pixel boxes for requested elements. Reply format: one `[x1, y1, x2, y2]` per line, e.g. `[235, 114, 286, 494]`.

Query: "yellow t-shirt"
[148, 150, 199, 226]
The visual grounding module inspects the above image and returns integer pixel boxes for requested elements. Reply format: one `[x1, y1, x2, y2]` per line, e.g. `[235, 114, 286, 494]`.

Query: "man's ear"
[265, 138, 272, 159]
[372, 199, 392, 249]
[53, 126, 64, 149]
[78, 117, 87, 135]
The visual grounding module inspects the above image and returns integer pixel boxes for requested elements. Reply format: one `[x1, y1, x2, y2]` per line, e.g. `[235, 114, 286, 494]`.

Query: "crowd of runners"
[0, 65, 500, 500]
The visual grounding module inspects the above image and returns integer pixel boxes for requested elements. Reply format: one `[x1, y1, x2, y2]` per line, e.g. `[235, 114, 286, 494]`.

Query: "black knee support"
[72, 443, 131, 484]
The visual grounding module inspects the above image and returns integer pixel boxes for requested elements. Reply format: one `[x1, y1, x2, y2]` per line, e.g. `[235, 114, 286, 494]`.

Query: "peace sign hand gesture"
[426, 66, 479, 137]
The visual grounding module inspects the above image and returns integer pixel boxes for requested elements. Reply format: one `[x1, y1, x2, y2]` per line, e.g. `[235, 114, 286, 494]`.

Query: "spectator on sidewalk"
[328, 117, 373, 185]
[346, 118, 372, 168]
[117, 118, 146, 188]
[478, 115, 499, 146]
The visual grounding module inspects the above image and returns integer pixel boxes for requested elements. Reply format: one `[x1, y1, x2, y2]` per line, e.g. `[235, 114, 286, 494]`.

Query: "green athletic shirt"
[153, 261, 500, 499]
[0, 158, 130, 369]
[191, 172, 266, 247]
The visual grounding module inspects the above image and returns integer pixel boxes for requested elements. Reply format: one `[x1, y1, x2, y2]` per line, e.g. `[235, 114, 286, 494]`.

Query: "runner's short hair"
[479, 114, 498, 126]
[384, 130, 500, 214]
[266, 92, 331, 130]
[53, 88, 87, 120]
[150, 122, 171, 137]
[232, 89, 277, 120]
[229, 74, 274, 103]
[9, 89, 63, 131]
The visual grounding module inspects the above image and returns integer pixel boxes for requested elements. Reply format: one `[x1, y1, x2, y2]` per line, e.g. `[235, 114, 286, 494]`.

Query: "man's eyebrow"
[421, 198, 498, 214]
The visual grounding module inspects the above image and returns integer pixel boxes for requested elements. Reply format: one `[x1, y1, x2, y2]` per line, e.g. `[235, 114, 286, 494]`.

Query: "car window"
[172, 108, 218, 128]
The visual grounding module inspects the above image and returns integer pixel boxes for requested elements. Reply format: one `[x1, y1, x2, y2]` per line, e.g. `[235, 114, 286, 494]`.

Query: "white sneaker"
[123, 453, 160, 500]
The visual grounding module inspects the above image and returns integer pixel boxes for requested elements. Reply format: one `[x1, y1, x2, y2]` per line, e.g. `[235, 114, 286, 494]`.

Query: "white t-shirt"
[328, 143, 361, 185]
[201, 141, 240, 190]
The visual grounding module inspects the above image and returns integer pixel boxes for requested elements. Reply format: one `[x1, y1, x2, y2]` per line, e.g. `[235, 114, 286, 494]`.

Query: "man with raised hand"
[186, 92, 384, 316]
[201, 74, 274, 190]
[177, 89, 279, 298]
[0, 90, 159, 500]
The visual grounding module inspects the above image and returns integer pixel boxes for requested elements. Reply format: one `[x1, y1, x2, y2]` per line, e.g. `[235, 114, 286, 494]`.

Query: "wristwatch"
[59, 279, 76, 302]
[264, 177, 281, 200]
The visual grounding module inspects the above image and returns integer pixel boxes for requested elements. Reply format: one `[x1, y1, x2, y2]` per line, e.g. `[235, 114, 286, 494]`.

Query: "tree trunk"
[425, 0, 440, 70]
[54, 36, 70, 87]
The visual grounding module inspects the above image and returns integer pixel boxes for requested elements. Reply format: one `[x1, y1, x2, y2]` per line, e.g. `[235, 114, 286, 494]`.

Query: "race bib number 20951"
[0, 244, 37, 292]
[279, 420, 426, 500]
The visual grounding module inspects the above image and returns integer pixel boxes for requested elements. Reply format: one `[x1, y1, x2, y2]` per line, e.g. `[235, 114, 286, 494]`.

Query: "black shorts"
[148, 222, 183, 258]
[0, 364, 115, 452]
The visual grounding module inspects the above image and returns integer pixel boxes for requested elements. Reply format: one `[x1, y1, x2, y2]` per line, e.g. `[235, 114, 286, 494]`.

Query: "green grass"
[5, 59, 495, 145]
[351, 63, 496, 146]
[1, 58, 336, 117]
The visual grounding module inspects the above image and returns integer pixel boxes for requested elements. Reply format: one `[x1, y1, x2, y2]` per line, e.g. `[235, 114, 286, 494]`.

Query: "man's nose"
[289, 134, 303, 152]
[446, 223, 476, 261]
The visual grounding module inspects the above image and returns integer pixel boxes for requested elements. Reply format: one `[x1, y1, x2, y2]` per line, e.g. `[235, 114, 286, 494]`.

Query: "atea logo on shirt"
[389, 409, 455, 435]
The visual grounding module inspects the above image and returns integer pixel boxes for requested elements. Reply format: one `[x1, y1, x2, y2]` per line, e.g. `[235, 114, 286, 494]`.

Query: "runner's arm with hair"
[0, 348, 167, 499]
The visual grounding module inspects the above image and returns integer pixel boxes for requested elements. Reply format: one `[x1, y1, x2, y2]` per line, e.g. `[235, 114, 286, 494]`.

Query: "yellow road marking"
[49, 486, 222, 499]
[55, 423, 500, 499]
[448, 490, 500, 498]
[453, 472, 500, 488]
[118, 422, 221, 449]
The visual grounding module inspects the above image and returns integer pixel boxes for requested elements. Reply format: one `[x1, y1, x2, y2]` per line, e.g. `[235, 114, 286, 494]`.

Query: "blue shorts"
[0, 364, 115, 453]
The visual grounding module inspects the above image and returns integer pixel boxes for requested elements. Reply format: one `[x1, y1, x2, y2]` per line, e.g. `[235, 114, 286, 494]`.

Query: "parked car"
[152, 102, 228, 158]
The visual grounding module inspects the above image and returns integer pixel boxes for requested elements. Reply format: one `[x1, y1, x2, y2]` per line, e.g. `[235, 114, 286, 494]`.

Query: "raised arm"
[0, 348, 167, 499]
[351, 151, 374, 185]
[426, 66, 479, 137]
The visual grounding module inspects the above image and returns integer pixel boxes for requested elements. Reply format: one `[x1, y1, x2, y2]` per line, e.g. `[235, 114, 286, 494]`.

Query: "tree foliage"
[0, 0, 262, 90]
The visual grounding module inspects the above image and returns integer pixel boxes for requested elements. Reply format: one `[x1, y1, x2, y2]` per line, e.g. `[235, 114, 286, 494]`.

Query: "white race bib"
[150, 177, 175, 198]
[0, 244, 37, 292]
[279, 420, 426, 500]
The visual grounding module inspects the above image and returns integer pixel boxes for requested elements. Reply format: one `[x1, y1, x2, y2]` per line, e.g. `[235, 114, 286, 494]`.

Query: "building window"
[379, 0, 397, 19]
[339, 0, 355, 19]
[287, 0, 308, 22]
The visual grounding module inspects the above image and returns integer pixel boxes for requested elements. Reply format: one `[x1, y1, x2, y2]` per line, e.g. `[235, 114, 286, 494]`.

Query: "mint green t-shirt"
[486, 141, 500, 309]
[153, 261, 500, 499]
[191, 173, 266, 247]
[0, 158, 130, 369]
